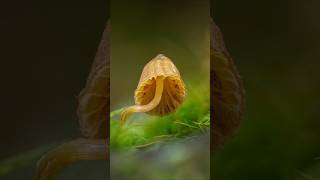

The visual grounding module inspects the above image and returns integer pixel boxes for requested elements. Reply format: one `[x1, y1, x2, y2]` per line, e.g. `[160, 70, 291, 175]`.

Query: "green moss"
[110, 84, 210, 150]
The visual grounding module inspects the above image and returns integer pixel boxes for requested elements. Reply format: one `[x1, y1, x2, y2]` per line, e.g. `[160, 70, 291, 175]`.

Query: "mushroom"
[34, 21, 110, 180]
[211, 18, 245, 149]
[120, 54, 186, 125]
[33, 17, 245, 179]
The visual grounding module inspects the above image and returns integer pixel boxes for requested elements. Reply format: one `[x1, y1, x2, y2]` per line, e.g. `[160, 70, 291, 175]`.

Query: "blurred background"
[1, 0, 108, 179]
[213, 0, 320, 179]
[111, 0, 210, 110]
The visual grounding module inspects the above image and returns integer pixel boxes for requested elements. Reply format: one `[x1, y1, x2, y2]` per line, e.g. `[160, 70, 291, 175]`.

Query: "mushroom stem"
[120, 76, 164, 125]
[34, 138, 108, 180]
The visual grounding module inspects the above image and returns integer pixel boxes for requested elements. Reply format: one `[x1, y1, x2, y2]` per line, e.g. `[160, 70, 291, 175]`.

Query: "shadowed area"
[213, 0, 320, 179]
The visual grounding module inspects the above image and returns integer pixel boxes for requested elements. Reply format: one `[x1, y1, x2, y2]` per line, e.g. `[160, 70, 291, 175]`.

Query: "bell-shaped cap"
[134, 54, 186, 116]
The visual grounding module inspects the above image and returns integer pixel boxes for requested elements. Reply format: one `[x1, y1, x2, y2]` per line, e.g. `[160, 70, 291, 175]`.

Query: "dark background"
[1, 0, 108, 179]
[213, 0, 320, 179]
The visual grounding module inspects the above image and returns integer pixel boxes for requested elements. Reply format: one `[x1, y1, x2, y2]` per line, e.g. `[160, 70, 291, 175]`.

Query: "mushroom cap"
[78, 22, 109, 138]
[211, 19, 245, 149]
[134, 54, 186, 116]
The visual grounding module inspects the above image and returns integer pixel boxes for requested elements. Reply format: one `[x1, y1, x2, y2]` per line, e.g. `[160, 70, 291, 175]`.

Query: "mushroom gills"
[120, 54, 186, 125]
[149, 76, 183, 115]
[120, 76, 165, 125]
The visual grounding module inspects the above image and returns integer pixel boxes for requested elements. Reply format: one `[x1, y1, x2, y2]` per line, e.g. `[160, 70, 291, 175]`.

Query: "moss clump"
[110, 84, 210, 150]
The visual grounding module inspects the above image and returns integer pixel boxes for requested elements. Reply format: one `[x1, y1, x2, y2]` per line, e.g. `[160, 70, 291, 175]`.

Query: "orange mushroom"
[120, 54, 186, 125]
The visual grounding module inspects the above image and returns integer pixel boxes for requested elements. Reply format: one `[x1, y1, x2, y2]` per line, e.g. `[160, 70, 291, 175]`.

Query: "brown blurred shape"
[211, 18, 245, 149]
